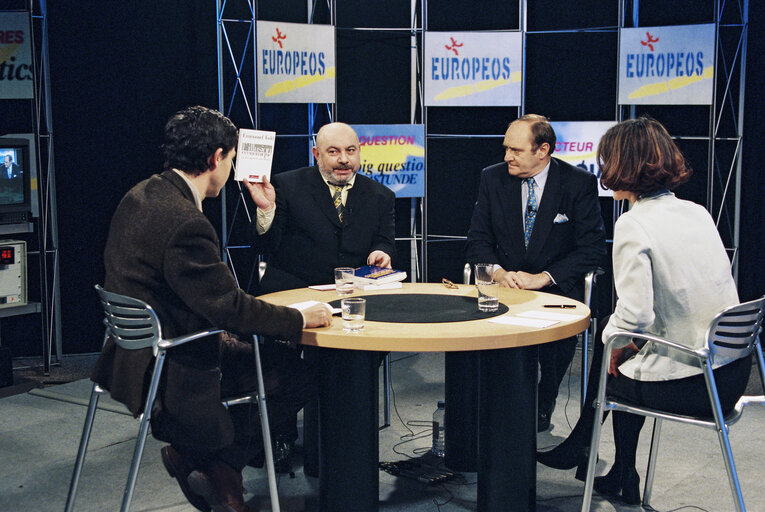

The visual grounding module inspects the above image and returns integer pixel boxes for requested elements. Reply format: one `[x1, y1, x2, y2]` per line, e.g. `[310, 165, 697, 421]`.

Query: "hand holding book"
[354, 265, 407, 285]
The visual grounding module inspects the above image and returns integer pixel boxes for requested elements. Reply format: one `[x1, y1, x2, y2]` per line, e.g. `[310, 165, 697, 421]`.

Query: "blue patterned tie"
[524, 177, 537, 248]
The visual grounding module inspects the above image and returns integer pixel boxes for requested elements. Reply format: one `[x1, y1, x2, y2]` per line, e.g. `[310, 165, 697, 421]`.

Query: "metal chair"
[579, 268, 603, 408]
[581, 296, 765, 512]
[65, 285, 282, 512]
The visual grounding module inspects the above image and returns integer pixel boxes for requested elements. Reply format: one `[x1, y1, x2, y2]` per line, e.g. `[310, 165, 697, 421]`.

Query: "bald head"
[313, 122, 361, 185]
[315, 122, 359, 149]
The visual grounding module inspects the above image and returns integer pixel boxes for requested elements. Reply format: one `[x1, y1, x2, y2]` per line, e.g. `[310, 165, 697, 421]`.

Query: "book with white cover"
[234, 129, 276, 182]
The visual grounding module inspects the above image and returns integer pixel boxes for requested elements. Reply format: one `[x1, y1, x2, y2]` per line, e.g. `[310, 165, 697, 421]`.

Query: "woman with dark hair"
[536, 116, 750, 504]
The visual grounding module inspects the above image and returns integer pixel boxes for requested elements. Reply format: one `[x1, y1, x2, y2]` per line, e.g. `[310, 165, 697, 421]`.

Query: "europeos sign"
[256, 21, 336, 103]
[424, 31, 522, 107]
[618, 24, 715, 105]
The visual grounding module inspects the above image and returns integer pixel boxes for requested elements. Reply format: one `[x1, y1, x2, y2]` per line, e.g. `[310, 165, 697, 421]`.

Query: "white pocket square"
[553, 213, 569, 224]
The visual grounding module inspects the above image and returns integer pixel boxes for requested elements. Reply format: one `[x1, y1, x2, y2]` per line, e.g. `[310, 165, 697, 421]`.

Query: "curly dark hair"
[162, 106, 238, 175]
[598, 116, 692, 195]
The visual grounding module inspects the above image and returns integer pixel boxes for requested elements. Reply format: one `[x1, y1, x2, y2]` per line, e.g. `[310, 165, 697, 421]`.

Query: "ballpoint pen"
[543, 304, 576, 308]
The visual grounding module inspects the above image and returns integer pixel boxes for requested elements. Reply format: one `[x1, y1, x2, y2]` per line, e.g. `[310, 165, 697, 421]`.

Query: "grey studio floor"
[1, 349, 764, 512]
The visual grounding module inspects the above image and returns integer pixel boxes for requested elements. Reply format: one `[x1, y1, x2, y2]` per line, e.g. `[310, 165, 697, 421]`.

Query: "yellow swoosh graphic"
[360, 143, 425, 168]
[627, 66, 713, 99]
[264, 67, 336, 97]
[0, 44, 21, 64]
[556, 151, 598, 162]
[433, 71, 522, 102]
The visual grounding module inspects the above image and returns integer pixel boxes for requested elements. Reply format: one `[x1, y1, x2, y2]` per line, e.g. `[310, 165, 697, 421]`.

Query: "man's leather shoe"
[161, 446, 211, 512]
[273, 437, 294, 474]
[537, 400, 555, 432]
[187, 460, 258, 512]
[537, 410, 552, 432]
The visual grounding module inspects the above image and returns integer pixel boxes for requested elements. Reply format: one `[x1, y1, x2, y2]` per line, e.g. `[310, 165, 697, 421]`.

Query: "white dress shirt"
[172, 169, 203, 212]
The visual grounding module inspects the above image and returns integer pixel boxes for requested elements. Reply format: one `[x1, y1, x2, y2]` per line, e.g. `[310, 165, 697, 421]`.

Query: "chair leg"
[253, 336, 281, 512]
[580, 403, 606, 512]
[382, 353, 391, 428]
[120, 353, 168, 512]
[581, 328, 589, 410]
[716, 422, 746, 512]
[64, 382, 104, 512]
[581, 339, 612, 512]
[120, 411, 152, 512]
[703, 362, 746, 512]
[643, 418, 662, 508]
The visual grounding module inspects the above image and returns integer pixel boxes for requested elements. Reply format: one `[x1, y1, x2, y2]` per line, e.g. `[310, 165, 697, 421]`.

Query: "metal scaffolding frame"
[215, 0, 426, 285]
[216, 0, 746, 287]
[0, 0, 61, 375]
[618, 0, 747, 279]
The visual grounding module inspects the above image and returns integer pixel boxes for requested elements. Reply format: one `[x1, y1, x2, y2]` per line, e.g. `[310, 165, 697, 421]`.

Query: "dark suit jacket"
[92, 170, 304, 450]
[466, 158, 606, 301]
[2, 162, 21, 179]
[253, 166, 396, 291]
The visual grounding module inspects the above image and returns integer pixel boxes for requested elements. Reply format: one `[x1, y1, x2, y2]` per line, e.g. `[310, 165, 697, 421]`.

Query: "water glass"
[474, 263, 499, 312]
[341, 297, 366, 332]
[334, 267, 355, 295]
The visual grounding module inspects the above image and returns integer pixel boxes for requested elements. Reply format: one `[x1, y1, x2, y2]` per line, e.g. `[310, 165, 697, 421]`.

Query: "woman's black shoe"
[536, 441, 587, 470]
[619, 468, 641, 505]
[593, 466, 641, 505]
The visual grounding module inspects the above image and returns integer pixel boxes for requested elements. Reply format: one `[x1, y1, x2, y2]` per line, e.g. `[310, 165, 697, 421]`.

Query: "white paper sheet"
[488, 316, 558, 328]
[308, 284, 336, 291]
[516, 310, 586, 322]
[289, 300, 340, 315]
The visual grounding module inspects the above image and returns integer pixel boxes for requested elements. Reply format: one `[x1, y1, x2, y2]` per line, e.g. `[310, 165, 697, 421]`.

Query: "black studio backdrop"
[1, 1, 761, 356]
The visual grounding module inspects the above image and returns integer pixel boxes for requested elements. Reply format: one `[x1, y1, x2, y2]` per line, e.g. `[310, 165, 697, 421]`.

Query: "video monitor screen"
[0, 147, 25, 206]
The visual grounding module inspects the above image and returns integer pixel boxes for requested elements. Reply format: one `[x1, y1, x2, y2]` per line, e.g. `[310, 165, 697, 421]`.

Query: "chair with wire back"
[64, 285, 282, 512]
[580, 296, 765, 512]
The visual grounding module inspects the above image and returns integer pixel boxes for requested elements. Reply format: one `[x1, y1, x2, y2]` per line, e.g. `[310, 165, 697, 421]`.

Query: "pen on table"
[543, 304, 576, 309]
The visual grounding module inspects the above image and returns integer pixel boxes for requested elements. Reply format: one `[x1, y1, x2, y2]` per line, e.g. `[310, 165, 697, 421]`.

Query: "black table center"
[329, 293, 508, 323]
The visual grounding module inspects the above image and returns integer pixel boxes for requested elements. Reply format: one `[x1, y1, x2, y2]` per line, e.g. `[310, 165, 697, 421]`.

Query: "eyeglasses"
[441, 278, 458, 289]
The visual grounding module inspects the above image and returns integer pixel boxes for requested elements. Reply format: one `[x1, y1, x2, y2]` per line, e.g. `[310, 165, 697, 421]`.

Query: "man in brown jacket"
[92, 106, 331, 512]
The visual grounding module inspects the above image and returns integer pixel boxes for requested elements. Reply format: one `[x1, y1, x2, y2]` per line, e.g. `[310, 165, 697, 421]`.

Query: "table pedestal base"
[444, 351, 479, 472]
[318, 348, 380, 512]
[478, 345, 538, 512]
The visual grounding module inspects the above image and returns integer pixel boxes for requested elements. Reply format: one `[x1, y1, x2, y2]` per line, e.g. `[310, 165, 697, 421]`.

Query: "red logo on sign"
[272, 28, 286, 48]
[640, 32, 659, 52]
[444, 37, 463, 56]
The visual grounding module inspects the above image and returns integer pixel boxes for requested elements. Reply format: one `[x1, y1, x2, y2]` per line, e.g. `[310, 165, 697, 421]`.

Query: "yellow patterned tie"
[332, 185, 344, 222]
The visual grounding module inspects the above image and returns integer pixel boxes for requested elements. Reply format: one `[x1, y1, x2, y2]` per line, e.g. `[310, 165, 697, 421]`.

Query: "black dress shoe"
[619, 468, 641, 505]
[593, 466, 641, 505]
[273, 438, 294, 474]
[537, 411, 552, 432]
[537, 441, 588, 471]
[161, 446, 211, 512]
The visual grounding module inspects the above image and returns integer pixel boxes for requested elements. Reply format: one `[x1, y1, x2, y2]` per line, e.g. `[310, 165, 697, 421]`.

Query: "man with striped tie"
[244, 122, 395, 471]
[246, 122, 395, 290]
[466, 114, 606, 432]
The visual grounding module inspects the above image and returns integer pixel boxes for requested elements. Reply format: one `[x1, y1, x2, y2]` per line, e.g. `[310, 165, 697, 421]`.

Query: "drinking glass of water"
[474, 263, 499, 312]
[341, 297, 366, 332]
[334, 267, 355, 296]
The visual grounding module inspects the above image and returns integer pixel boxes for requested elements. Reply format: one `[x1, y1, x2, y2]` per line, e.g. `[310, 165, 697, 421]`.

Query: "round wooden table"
[259, 283, 590, 512]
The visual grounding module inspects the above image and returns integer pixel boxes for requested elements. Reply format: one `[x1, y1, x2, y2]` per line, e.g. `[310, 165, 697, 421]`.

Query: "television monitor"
[0, 136, 32, 224]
